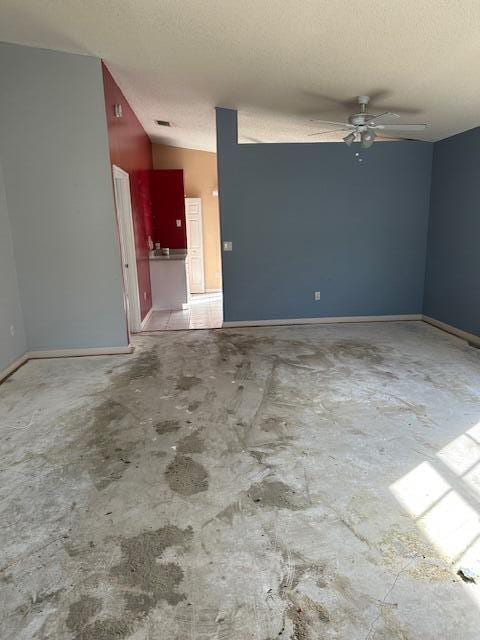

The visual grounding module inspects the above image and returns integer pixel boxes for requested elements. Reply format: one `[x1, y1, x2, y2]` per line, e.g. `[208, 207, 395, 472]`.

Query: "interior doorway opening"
[142, 146, 223, 331]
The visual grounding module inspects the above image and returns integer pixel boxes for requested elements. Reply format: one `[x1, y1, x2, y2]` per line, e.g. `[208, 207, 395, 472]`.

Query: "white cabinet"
[149, 256, 188, 311]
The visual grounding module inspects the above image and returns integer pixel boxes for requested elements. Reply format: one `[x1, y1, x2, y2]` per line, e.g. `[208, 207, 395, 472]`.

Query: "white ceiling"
[1, 1, 480, 151]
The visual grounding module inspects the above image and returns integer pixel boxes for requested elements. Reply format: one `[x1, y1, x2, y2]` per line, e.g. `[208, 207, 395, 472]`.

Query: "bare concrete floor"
[1, 321, 480, 639]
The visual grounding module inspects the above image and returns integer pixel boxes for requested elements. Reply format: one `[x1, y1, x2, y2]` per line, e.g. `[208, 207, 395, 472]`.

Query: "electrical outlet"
[144, 291, 147, 301]
[223, 241, 233, 251]
[10, 325, 15, 336]
[314, 291, 321, 301]
[176, 219, 182, 227]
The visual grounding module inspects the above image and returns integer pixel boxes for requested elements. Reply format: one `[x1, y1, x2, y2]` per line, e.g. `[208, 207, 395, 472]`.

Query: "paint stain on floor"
[165, 454, 209, 495]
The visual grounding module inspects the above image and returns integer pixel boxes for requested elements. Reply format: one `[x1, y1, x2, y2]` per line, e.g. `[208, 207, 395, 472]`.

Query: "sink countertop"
[149, 250, 187, 261]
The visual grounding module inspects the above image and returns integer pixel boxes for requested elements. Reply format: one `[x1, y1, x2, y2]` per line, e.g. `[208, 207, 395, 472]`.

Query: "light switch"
[223, 241, 233, 251]
[176, 219, 182, 227]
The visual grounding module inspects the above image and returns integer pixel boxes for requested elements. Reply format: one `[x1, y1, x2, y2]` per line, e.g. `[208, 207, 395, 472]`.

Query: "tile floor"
[142, 291, 223, 331]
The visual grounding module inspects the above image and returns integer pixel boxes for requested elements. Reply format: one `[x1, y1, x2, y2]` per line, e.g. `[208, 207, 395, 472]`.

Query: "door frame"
[112, 165, 142, 333]
[185, 197, 205, 294]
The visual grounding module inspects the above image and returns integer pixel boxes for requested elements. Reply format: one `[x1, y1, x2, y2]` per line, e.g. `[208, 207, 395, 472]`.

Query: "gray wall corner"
[215, 108, 238, 148]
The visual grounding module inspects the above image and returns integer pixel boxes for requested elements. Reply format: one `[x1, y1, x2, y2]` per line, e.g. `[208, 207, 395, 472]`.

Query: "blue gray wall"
[0, 43, 128, 353]
[0, 161, 26, 371]
[424, 128, 480, 337]
[216, 108, 433, 322]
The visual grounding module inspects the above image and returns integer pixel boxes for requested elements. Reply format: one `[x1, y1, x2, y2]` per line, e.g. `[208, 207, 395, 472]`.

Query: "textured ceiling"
[1, 1, 480, 151]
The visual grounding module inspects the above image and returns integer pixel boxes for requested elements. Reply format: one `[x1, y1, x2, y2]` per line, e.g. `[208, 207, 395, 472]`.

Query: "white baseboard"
[422, 315, 480, 347]
[205, 288, 222, 293]
[0, 344, 134, 383]
[0, 353, 29, 383]
[222, 314, 422, 328]
[27, 345, 134, 359]
[140, 308, 153, 330]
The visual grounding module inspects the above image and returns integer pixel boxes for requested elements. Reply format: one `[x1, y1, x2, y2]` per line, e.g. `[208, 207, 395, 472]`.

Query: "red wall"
[102, 63, 153, 321]
[150, 170, 187, 249]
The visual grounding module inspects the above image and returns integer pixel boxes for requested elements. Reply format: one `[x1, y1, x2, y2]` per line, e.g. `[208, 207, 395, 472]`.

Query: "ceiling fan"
[309, 96, 428, 148]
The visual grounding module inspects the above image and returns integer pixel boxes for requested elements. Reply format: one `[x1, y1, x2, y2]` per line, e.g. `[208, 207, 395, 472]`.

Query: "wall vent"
[155, 120, 171, 127]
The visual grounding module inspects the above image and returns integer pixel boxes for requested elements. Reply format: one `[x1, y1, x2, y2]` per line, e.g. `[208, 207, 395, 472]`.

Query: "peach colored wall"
[152, 144, 222, 291]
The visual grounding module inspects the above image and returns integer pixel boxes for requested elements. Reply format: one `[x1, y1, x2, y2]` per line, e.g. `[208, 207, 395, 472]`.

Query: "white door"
[112, 165, 142, 333]
[185, 197, 205, 294]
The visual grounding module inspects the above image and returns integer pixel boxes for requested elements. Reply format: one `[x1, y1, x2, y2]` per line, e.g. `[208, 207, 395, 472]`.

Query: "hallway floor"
[1, 322, 480, 639]
[143, 292, 223, 331]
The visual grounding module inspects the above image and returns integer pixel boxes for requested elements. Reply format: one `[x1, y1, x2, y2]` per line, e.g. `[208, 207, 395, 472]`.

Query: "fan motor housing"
[349, 113, 372, 126]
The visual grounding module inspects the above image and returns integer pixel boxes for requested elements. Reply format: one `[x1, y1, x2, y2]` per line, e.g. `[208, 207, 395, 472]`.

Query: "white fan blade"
[310, 119, 354, 127]
[308, 128, 351, 137]
[376, 133, 408, 141]
[365, 111, 400, 124]
[375, 123, 428, 131]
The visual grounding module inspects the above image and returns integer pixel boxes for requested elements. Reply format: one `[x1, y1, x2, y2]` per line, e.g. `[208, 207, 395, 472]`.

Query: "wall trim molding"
[422, 315, 480, 346]
[222, 314, 422, 328]
[140, 308, 153, 331]
[0, 345, 134, 383]
[205, 288, 222, 293]
[3, 316, 478, 383]
[0, 353, 29, 383]
[27, 345, 134, 359]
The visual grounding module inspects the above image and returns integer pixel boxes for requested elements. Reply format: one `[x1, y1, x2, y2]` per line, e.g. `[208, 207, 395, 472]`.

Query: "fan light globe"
[343, 132, 355, 146]
[360, 129, 376, 149]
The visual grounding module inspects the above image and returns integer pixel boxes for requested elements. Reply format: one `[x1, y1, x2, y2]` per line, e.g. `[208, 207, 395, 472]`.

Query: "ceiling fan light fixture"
[344, 132, 356, 146]
[312, 95, 429, 148]
[360, 129, 376, 149]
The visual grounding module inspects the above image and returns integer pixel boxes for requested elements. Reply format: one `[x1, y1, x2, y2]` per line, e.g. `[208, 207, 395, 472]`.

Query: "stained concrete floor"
[1, 321, 480, 639]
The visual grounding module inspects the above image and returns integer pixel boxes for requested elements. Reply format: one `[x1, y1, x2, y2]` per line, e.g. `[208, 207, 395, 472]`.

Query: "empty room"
[0, 2, 479, 639]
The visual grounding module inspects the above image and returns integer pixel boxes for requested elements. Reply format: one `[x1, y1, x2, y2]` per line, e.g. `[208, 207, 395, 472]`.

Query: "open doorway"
[142, 147, 223, 331]
[183, 196, 223, 327]
[112, 165, 142, 334]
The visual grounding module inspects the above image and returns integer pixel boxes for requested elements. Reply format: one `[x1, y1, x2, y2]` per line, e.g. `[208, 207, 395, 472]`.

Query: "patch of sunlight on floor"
[390, 421, 480, 596]
[437, 423, 480, 476]
[391, 462, 449, 518]
[419, 491, 480, 560]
